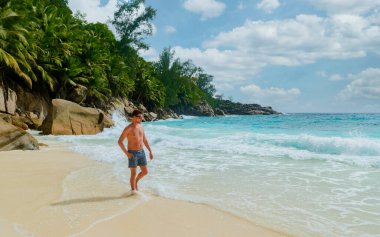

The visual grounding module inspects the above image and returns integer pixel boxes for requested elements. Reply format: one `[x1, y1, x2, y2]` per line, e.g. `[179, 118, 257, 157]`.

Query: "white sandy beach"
[0, 141, 288, 237]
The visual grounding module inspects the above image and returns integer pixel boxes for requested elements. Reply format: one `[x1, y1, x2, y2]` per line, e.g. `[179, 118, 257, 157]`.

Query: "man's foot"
[135, 182, 139, 191]
[125, 190, 137, 196]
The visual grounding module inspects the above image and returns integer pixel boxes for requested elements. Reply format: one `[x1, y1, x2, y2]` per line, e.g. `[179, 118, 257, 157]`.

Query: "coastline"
[0, 139, 289, 237]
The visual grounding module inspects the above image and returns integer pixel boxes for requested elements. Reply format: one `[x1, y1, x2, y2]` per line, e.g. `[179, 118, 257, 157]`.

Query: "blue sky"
[68, 0, 380, 113]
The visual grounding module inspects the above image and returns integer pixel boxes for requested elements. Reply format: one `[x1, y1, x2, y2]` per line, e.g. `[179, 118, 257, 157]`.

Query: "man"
[118, 110, 153, 191]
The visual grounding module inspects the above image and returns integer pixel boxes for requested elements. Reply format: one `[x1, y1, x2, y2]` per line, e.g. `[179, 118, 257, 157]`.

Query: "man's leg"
[135, 166, 148, 191]
[130, 167, 137, 190]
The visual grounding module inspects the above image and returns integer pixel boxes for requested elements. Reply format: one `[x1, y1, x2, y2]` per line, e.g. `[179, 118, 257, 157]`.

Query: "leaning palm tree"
[0, 1, 34, 88]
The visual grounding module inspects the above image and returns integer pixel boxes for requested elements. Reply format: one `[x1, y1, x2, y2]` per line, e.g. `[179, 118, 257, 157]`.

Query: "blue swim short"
[128, 150, 147, 168]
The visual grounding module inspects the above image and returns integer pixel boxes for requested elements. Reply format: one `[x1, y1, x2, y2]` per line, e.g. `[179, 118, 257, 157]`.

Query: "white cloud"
[173, 46, 265, 83]
[204, 14, 380, 60]
[329, 74, 344, 81]
[338, 68, 380, 100]
[68, 0, 156, 37]
[139, 47, 159, 61]
[318, 71, 344, 81]
[164, 25, 176, 34]
[183, 0, 226, 20]
[239, 84, 300, 106]
[68, 0, 117, 23]
[310, 0, 380, 15]
[172, 13, 380, 85]
[256, 0, 280, 13]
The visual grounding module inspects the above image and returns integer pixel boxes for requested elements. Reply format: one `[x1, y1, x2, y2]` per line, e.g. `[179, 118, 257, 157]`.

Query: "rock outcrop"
[0, 118, 39, 151]
[0, 86, 17, 115]
[214, 108, 226, 116]
[0, 83, 50, 130]
[41, 99, 114, 135]
[155, 108, 181, 120]
[186, 101, 215, 116]
[14, 84, 50, 124]
[0, 112, 44, 131]
[215, 100, 281, 115]
[66, 86, 88, 104]
[120, 99, 179, 121]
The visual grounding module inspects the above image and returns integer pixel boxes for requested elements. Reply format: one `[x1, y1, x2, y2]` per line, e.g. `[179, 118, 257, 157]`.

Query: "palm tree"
[30, 3, 76, 92]
[154, 47, 184, 107]
[0, 1, 57, 91]
[0, 1, 34, 88]
[132, 59, 165, 109]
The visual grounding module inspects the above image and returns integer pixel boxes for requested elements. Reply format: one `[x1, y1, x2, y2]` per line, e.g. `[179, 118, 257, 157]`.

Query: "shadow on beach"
[50, 192, 135, 206]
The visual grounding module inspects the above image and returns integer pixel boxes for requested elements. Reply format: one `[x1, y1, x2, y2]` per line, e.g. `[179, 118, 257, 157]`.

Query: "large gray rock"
[121, 100, 154, 122]
[0, 112, 44, 131]
[138, 104, 148, 113]
[214, 108, 226, 116]
[156, 108, 180, 120]
[0, 86, 17, 115]
[123, 99, 138, 116]
[0, 118, 39, 151]
[14, 84, 49, 125]
[41, 99, 114, 135]
[188, 101, 215, 116]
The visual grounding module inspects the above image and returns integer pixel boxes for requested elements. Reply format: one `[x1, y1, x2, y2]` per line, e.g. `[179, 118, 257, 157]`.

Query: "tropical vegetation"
[0, 0, 217, 112]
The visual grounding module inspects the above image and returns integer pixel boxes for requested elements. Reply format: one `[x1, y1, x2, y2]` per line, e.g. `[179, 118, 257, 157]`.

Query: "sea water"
[39, 113, 380, 237]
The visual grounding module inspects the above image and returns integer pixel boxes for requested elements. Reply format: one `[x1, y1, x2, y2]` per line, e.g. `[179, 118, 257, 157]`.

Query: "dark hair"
[132, 110, 143, 117]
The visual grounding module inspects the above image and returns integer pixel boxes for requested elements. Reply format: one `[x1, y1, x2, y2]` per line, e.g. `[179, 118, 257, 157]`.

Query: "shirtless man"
[118, 110, 153, 191]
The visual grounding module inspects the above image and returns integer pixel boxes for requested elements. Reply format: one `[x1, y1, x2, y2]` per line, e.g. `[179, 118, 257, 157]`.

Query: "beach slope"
[0, 142, 286, 237]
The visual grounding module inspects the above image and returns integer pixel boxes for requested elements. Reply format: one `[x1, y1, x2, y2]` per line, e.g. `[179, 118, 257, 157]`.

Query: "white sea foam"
[145, 129, 380, 168]
[50, 113, 380, 237]
[181, 115, 198, 119]
[54, 115, 380, 180]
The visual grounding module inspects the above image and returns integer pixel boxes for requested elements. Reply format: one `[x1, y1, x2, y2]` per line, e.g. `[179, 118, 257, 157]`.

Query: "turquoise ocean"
[39, 113, 380, 237]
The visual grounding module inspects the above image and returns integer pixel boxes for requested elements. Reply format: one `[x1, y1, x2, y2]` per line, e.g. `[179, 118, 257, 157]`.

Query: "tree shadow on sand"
[50, 192, 136, 206]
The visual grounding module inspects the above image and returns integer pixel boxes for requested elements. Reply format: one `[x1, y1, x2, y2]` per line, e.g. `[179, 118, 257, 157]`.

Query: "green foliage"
[1, 0, 218, 112]
[131, 59, 165, 109]
[111, 0, 156, 50]
[196, 72, 216, 97]
[154, 48, 182, 107]
[154, 47, 217, 110]
[0, 0, 35, 87]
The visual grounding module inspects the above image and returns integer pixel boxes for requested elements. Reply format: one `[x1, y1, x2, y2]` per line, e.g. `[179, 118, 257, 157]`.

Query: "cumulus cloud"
[183, 0, 226, 20]
[173, 46, 265, 83]
[310, 0, 380, 15]
[172, 13, 380, 85]
[164, 25, 176, 34]
[240, 84, 300, 105]
[256, 0, 280, 13]
[337, 68, 380, 100]
[204, 14, 380, 60]
[68, 0, 117, 23]
[68, 0, 156, 38]
[139, 47, 159, 61]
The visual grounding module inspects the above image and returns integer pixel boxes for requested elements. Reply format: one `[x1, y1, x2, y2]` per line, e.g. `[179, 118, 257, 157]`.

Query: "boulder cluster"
[0, 84, 280, 151]
[0, 84, 182, 151]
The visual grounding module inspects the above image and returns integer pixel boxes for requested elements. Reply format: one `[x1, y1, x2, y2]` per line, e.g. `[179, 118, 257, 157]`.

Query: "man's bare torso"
[126, 124, 144, 150]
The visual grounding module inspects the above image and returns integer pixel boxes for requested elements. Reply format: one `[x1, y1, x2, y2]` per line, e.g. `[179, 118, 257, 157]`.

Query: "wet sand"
[0, 141, 288, 237]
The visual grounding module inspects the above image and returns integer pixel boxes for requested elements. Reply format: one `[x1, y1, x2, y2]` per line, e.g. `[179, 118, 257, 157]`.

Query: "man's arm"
[143, 129, 153, 160]
[118, 126, 133, 159]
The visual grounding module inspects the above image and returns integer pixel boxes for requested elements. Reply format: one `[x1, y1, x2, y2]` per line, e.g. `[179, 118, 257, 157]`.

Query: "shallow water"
[37, 113, 380, 237]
